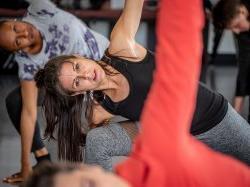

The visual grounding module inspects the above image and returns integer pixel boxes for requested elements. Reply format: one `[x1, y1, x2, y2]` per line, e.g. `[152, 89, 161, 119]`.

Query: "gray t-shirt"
[15, 0, 109, 80]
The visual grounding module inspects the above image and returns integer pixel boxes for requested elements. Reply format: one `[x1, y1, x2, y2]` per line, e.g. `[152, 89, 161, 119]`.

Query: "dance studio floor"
[0, 65, 248, 187]
[0, 75, 58, 187]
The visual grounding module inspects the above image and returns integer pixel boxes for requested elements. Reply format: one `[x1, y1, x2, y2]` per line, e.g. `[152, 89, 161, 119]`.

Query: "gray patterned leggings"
[85, 121, 137, 170]
[85, 103, 250, 170]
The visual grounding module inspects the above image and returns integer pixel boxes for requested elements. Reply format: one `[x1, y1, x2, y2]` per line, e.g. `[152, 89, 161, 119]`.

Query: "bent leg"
[85, 122, 138, 171]
[196, 103, 250, 165]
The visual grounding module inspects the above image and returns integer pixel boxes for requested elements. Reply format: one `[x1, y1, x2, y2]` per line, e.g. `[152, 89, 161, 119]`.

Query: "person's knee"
[85, 127, 111, 157]
[85, 127, 114, 170]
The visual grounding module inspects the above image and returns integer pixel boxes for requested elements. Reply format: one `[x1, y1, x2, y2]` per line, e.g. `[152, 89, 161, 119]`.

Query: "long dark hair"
[35, 55, 113, 162]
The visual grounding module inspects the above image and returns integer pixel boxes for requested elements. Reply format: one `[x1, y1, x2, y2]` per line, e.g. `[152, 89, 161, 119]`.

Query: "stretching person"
[36, 0, 250, 170]
[35, 0, 250, 170]
[83, 79, 250, 170]
[22, 0, 250, 186]
[213, 0, 250, 122]
[0, 0, 109, 183]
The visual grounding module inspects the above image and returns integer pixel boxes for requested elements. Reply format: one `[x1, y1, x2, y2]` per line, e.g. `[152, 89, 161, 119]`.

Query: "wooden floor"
[0, 65, 249, 187]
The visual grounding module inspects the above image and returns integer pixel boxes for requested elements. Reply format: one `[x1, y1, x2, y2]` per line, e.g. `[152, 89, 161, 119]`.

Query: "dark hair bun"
[35, 69, 46, 88]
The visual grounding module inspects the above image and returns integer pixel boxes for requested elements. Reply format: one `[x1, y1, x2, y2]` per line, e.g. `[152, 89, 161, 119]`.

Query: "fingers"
[3, 175, 24, 184]
[3, 171, 23, 184]
[3, 172, 20, 180]
[11, 172, 21, 178]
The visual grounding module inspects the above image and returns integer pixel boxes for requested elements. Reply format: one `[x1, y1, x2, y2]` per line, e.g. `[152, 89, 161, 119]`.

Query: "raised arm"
[108, 0, 146, 59]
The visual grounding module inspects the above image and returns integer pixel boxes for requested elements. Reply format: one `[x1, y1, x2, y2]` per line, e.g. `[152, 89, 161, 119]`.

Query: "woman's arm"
[108, 0, 146, 61]
[20, 81, 38, 180]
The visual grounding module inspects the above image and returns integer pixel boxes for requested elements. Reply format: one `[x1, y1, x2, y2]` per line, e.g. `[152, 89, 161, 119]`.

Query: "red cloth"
[116, 0, 250, 186]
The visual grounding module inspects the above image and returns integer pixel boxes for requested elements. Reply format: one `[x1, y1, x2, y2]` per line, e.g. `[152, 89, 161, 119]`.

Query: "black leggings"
[5, 87, 45, 152]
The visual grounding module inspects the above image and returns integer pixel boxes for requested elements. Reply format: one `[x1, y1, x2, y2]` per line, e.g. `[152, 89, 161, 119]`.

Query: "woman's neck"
[99, 72, 120, 93]
[100, 68, 130, 102]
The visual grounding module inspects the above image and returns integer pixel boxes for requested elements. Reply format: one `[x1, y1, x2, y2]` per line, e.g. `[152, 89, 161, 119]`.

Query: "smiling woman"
[58, 57, 106, 93]
[34, 0, 148, 163]
[0, 20, 43, 54]
[35, 54, 116, 96]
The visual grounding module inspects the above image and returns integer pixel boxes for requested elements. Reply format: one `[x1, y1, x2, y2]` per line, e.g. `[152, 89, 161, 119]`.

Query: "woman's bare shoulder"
[108, 38, 147, 62]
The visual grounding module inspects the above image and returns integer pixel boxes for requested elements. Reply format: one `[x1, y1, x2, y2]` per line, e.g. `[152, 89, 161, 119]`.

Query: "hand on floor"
[3, 164, 32, 184]
[3, 172, 24, 184]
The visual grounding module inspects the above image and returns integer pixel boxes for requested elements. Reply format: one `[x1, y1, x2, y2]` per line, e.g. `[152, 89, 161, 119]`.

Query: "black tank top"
[94, 50, 155, 121]
[94, 51, 228, 135]
[191, 83, 228, 135]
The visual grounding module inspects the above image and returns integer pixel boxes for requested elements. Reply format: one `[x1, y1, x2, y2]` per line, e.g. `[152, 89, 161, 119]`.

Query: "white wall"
[94, 0, 238, 53]
[89, 21, 148, 48]
[89, 0, 148, 48]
